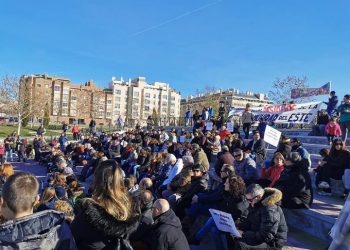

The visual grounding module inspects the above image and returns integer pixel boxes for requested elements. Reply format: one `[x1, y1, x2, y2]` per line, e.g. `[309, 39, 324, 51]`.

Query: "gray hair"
[182, 155, 194, 166]
[246, 184, 264, 197]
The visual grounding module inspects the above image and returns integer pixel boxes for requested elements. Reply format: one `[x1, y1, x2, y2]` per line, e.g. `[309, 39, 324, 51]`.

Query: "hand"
[319, 161, 327, 167]
[192, 195, 198, 203]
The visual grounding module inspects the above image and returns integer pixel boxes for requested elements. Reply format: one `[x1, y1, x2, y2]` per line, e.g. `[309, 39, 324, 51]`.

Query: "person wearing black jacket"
[245, 131, 266, 168]
[234, 184, 288, 249]
[275, 152, 313, 209]
[175, 164, 208, 219]
[191, 176, 249, 250]
[149, 199, 190, 250]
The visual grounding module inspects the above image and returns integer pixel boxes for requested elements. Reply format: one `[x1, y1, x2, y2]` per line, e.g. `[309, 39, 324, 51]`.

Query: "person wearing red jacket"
[219, 126, 231, 142]
[325, 117, 342, 144]
[260, 152, 285, 188]
[0, 141, 5, 164]
[71, 124, 80, 140]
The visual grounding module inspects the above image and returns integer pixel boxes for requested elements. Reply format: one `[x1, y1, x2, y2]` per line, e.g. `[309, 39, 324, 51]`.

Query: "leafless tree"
[0, 75, 47, 135]
[193, 85, 221, 114]
[268, 76, 314, 104]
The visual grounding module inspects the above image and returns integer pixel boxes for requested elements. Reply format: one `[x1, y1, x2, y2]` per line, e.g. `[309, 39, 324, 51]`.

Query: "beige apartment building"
[180, 88, 273, 117]
[109, 76, 181, 124]
[22, 74, 114, 125]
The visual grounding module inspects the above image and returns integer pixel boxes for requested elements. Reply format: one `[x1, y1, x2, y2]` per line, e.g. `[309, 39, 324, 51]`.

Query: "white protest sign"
[179, 136, 185, 143]
[264, 125, 282, 147]
[227, 122, 234, 132]
[209, 209, 241, 237]
[206, 122, 213, 131]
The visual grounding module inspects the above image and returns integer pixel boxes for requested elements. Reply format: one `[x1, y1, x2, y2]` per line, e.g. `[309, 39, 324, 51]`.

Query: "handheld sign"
[179, 136, 185, 143]
[264, 125, 282, 147]
[226, 122, 234, 132]
[206, 122, 213, 131]
[209, 209, 241, 237]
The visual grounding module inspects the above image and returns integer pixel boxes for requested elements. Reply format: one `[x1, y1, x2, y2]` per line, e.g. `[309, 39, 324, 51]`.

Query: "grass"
[0, 124, 62, 139]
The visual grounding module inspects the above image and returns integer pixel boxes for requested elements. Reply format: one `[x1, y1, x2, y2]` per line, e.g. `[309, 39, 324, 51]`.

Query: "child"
[325, 117, 342, 144]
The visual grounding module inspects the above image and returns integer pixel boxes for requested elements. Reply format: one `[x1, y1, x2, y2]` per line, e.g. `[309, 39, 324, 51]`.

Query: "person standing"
[89, 119, 96, 135]
[71, 124, 80, 140]
[185, 108, 191, 126]
[4, 135, 14, 162]
[62, 121, 68, 133]
[324, 91, 338, 117]
[241, 104, 254, 139]
[36, 124, 46, 136]
[337, 94, 350, 143]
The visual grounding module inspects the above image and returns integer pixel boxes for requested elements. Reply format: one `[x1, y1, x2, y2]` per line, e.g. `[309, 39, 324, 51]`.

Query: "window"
[62, 109, 68, 116]
[162, 108, 167, 113]
[107, 99, 112, 104]
[145, 93, 150, 98]
[63, 87, 69, 95]
[71, 95, 77, 101]
[54, 86, 61, 92]
[115, 97, 121, 102]
[115, 90, 121, 95]
[62, 95, 69, 101]
[36, 84, 41, 88]
[153, 94, 156, 98]
[162, 101, 167, 106]
[132, 106, 139, 111]
[133, 98, 139, 103]
[133, 91, 139, 97]
[62, 102, 68, 108]
[162, 95, 167, 99]
[144, 106, 150, 111]
[99, 105, 104, 111]
[115, 104, 120, 109]
[114, 110, 120, 115]
[171, 96, 176, 101]
[106, 111, 112, 117]
[144, 99, 150, 104]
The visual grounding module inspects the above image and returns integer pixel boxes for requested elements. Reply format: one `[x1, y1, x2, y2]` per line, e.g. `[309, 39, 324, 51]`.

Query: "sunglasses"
[233, 154, 242, 158]
[246, 196, 257, 203]
[334, 143, 343, 146]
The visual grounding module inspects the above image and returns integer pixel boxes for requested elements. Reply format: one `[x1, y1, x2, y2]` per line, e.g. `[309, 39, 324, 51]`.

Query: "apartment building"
[22, 74, 113, 125]
[109, 76, 181, 123]
[180, 88, 273, 117]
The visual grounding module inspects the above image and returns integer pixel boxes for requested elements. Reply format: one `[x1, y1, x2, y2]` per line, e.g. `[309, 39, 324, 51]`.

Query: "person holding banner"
[233, 184, 287, 250]
[323, 91, 338, 117]
[245, 131, 266, 176]
[241, 104, 254, 139]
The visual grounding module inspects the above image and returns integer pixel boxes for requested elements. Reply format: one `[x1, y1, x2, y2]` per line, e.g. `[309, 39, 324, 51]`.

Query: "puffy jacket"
[239, 188, 288, 248]
[216, 193, 249, 221]
[245, 139, 266, 165]
[241, 111, 254, 124]
[150, 209, 190, 250]
[338, 103, 350, 123]
[234, 153, 259, 181]
[193, 148, 210, 172]
[71, 199, 139, 250]
[0, 210, 76, 249]
[325, 95, 338, 115]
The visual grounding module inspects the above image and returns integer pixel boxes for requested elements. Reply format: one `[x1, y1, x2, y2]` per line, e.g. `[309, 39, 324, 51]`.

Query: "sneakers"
[318, 190, 332, 196]
[318, 181, 330, 189]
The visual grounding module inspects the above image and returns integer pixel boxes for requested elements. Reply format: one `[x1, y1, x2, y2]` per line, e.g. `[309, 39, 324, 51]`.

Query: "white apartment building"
[109, 76, 181, 123]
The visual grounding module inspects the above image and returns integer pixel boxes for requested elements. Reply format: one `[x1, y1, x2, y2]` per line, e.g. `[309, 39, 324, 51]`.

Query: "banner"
[206, 121, 213, 130]
[264, 125, 282, 147]
[291, 82, 331, 99]
[209, 209, 241, 237]
[228, 102, 322, 125]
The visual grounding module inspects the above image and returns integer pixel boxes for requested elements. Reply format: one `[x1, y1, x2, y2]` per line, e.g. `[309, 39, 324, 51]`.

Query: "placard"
[209, 209, 241, 237]
[179, 136, 185, 143]
[264, 125, 282, 147]
[227, 122, 234, 132]
[206, 122, 213, 131]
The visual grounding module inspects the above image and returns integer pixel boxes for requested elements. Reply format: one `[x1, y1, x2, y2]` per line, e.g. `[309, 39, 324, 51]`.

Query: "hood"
[261, 188, 283, 207]
[0, 210, 65, 243]
[154, 209, 181, 229]
[80, 199, 139, 238]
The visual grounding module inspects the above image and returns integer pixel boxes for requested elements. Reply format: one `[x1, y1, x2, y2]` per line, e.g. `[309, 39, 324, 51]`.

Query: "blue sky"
[0, 0, 349, 100]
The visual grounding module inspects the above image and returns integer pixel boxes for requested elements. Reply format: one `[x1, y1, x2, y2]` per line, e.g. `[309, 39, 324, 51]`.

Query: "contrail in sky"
[131, 0, 223, 37]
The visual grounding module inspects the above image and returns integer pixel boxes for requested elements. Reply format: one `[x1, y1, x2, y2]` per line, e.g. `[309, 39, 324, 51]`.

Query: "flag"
[291, 82, 331, 99]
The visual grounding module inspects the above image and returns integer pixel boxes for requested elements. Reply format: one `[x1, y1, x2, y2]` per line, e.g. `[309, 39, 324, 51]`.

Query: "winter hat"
[55, 186, 67, 200]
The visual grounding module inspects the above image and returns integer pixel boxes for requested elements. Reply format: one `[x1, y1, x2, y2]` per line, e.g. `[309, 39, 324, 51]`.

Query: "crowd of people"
[0, 92, 349, 249]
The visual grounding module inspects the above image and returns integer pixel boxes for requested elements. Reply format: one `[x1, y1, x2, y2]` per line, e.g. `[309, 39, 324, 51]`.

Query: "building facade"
[180, 88, 273, 117]
[22, 74, 114, 125]
[109, 76, 181, 124]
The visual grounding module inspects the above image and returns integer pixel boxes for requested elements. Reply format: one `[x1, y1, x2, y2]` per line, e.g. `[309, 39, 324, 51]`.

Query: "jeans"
[186, 202, 212, 220]
[196, 217, 228, 250]
[5, 150, 12, 162]
[340, 121, 350, 142]
[243, 123, 251, 139]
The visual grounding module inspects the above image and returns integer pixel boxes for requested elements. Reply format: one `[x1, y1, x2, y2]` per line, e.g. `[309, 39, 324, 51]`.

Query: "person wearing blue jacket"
[324, 91, 338, 117]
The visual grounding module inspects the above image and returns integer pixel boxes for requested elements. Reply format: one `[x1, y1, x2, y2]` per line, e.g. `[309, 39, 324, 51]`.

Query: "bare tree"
[194, 85, 221, 114]
[0, 75, 47, 135]
[268, 76, 314, 104]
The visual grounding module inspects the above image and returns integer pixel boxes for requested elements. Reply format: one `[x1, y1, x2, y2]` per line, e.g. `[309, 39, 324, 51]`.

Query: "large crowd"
[0, 93, 349, 250]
